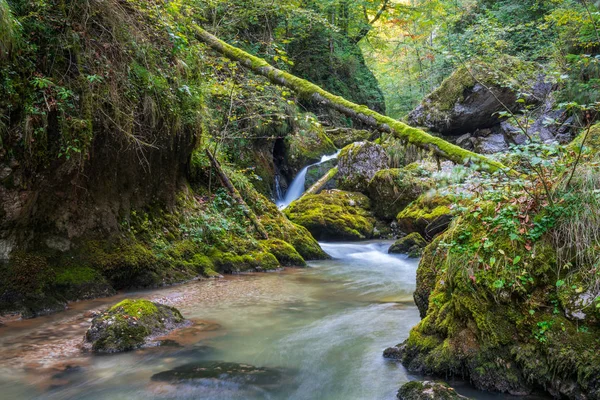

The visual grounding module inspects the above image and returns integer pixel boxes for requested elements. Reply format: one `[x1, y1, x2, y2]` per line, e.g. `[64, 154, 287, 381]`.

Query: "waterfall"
[276, 150, 341, 210]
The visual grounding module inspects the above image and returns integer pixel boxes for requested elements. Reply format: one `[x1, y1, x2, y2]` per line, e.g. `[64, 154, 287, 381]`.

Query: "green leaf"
[556, 280, 565, 288]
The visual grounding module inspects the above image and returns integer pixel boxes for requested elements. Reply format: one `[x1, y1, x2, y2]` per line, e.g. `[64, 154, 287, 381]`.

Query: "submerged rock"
[389, 233, 427, 258]
[84, 299, 186, 353]
[397, 381, 470, 400]
[285, 190, 375, 241]
[151, 361, 286, 389]
[337, 142, 389, 193]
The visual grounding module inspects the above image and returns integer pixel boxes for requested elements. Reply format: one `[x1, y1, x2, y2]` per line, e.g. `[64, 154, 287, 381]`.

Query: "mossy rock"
[408, 56, 537, 135]
[368, 164, 433, 220]
[392, 201, 600, 398]
[389, 233, 427, 258]
[54, 266, 115, 301]
[211, 251, 280, 273]
[262, 239, 306, 267]
[396, 192, 454, 238]
[568, 122, 600, 159]
[285, 190, 375, 241]
[283, 115, 336, 175]
[337, 141, 389, 193]
[397, 381, 470, 400]
[85, 299, 186, 353]
[326, 128, 373, 148]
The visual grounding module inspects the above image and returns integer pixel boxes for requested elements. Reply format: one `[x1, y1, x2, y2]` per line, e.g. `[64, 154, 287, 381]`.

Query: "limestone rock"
[338, 142, 389, 193]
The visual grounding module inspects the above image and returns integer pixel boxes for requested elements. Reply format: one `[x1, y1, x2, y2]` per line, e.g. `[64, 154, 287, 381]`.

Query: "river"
[0, 242, 534, 399]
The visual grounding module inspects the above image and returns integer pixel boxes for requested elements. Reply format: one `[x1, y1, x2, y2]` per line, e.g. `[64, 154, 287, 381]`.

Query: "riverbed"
[0, 242, 532, 399]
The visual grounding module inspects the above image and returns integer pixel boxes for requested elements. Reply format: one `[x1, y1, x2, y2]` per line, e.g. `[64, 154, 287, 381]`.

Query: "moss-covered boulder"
[396, 192, 454, 238]
[283, 115, 336, 176]
[211, 250, 280, 273]
[285, 190, 375, 241]
[84, 299, 186, 353]
[389, 199, 600, 398]
[389, 233, 427, 258]
[367, 164, 433, 220]
[262, 239, 306, 267]
[408, 57, 536, 135]
[338, 142, 389, 193]
[397, 381, 470, 400]
[326, 128, 374, 148]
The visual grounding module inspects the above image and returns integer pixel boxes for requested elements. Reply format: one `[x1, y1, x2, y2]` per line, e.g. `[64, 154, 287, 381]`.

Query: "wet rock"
[337, 142, 389, 193]
[151, 361, 287, 389]
[397, 381, 470, 400]
[285, 190, 375, 241]
[367, 164, 433, 221]
[84, 299, 187, 353]
[383, 345, 404, 360]
[389, 233, 427, 258]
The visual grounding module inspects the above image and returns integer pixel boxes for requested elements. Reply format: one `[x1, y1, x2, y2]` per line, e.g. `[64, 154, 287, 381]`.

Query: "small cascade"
[276, 150, 341, 209]
[274, 174, 285, 201]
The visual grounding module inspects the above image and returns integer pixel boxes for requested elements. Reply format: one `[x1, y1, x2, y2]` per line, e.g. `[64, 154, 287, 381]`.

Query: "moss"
[285, 190, 376, 241]
[397, 381, 469, 400]
[262, 239, 306, 267]
[212, 251, 280, 273]
[85, 299, 185, 353]
[568, 122, 600, 158]
[337, 141, 389, 193]
[284, 115, 337, 174]
[389, 232, 427, 257]
[396, 192, 453, 237]
[326, 129, 373, 148]
[368, 165, 433, 220]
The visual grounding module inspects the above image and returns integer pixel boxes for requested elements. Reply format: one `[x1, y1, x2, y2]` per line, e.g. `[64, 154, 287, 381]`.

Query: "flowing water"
[276, 150, 341, 209]
[0, 242, 540, 400]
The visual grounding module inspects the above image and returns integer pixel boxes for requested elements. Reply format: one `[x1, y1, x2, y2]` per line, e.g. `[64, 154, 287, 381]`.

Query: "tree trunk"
[205, 149, 269, 240]
[305, 167, 338, 196]
[193, 26, 509, 173]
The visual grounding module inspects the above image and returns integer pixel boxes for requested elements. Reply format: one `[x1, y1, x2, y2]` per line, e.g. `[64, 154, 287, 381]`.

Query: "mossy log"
[193, 26, 508, 172]
[206, 150, 269, 240]
[305, 167, 338, 196]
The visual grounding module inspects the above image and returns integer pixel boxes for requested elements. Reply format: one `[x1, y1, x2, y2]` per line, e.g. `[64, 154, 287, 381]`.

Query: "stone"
[84, 299, 187, 353]
[337, 141, 389, 193]
[389, 232, 427, 258]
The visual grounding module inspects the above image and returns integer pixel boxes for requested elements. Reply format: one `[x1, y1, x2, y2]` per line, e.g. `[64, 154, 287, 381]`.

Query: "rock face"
[338, 142, 389, 193]
[279, 115, 337, 179]
[285, 190, 375, 241]
[367, 164, 432, 220]
[84, 299, 186, 353]
[388, 233, 427, 258]
[397, 381, 470, 400]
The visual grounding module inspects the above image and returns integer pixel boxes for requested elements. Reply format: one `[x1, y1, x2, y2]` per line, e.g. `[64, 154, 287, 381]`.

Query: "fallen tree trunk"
[305, 167, 338, 196]
[206, 149, 269, 240]
[193, 26, 509, 173]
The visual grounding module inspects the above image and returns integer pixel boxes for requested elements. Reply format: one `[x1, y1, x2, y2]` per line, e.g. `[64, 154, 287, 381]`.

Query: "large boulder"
[261, 239, 306, 267]
[367, 164, 433, 220]
[408, 57, 536, 136]
[397, 381, 470, 400]
[84, 299, 186, 353]
[338, 142, 389, 193]
[285, 190, 375, 241]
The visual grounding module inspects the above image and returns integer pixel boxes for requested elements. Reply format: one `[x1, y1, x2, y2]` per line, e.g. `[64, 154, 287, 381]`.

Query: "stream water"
[276, 150, 341, 209]
[0, 242, 538, 400]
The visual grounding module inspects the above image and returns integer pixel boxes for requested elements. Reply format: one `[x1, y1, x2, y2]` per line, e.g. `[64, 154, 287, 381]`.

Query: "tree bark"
[193, 25, 509, 173]
[205, 149, 269, 240]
